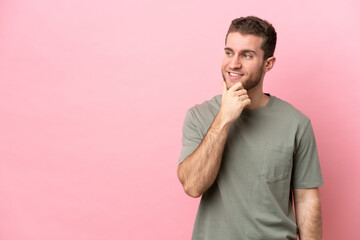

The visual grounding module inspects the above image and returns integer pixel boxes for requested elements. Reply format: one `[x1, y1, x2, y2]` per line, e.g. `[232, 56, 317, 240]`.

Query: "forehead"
[225, 32, 263, 53]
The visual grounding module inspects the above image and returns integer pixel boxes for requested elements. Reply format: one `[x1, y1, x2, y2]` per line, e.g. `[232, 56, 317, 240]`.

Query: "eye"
[225, 51, 233, 56]
[243, 54, 253, 59]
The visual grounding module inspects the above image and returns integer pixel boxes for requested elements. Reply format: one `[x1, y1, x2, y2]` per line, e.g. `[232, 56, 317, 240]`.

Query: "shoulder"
[184, 95, 221, 131]
[266, 96, 316, 150]
[270, 95, 310, 125]
[187, 95, 221, 119]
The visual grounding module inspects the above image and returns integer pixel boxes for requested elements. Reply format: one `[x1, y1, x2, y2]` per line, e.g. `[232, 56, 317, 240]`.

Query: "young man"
[177, 16, 324, 240]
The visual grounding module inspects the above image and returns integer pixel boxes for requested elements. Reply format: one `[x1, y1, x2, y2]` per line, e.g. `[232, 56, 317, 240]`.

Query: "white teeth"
[229, 72, 240, 76]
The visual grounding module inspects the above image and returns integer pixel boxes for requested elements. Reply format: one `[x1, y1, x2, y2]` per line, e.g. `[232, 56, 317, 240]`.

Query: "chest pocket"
[261, 145, 293, 183]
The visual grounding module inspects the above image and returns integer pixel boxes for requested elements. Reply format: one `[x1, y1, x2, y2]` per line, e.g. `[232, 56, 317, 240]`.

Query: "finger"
[233, 89, 247, 96]
[238, 94, 250, 101]
[229, 82, 244, 91]
[243, 98, 251, 106]
[222, 81, 228, 95]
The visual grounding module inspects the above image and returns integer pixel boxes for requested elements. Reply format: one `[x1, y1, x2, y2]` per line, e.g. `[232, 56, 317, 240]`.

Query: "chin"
[224, 80, 233, 90]
[222, 73, 245, 89]
[225, 79, 244, 89]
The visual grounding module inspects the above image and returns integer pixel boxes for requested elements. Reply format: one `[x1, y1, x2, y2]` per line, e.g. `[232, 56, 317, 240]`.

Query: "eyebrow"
[224, 47, 257, 55]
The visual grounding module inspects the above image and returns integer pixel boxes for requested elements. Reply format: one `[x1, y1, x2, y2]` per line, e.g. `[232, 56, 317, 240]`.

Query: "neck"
[246, 84, 269, 109]
[247, 92, 269, 109]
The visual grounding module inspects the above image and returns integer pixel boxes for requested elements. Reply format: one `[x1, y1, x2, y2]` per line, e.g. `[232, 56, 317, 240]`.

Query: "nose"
[229, 55, 242, 69]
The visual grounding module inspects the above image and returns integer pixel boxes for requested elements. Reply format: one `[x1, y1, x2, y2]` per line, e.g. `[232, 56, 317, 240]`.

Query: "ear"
[264, 56, 276, 72]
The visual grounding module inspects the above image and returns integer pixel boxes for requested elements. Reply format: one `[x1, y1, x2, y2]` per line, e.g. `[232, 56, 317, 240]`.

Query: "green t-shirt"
[179, 94, 324, 240]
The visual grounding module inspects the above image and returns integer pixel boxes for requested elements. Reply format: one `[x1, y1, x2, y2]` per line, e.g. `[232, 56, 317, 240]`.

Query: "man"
[177, 16, 324, 240]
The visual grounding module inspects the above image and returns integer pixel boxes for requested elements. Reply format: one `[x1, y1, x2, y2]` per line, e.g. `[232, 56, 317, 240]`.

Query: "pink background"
[1, 0, 359, 239]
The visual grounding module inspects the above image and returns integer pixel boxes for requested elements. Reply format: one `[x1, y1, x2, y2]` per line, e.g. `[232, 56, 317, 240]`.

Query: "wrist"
[214, 110, 233, 130]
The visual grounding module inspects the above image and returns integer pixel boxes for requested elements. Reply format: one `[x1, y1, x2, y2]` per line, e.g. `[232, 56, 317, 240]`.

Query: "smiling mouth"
[228, 72, 244, 78]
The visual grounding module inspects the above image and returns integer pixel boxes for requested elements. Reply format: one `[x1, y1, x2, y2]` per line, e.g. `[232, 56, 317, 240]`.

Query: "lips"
[229, 72, 240, 77]
[228, 71, 244, 80]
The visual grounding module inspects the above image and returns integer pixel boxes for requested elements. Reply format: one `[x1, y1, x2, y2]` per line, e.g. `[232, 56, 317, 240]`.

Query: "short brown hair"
[226, 16, 277, 60]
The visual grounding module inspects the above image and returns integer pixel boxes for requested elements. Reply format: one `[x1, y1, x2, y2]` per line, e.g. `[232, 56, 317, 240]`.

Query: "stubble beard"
[222, 70, 264, 91]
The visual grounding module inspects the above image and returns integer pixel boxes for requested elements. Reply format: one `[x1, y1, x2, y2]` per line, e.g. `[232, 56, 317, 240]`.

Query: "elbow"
[183, 184, 202, 198]
[177, 165, 202, 198]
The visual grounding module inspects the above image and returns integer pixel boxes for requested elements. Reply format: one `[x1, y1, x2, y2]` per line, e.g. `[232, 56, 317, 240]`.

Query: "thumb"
[222, 81, 228, 95]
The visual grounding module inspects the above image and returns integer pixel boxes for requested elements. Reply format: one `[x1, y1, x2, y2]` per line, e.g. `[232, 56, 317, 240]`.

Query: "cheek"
[221, 58, 229, 69]
[221, 63, 225, 71]
[247, 63, 263, 73]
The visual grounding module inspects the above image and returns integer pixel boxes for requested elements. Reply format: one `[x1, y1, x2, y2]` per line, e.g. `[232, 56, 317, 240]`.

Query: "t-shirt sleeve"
[291, 120, 324, 189]
[178, 109, 204, 165]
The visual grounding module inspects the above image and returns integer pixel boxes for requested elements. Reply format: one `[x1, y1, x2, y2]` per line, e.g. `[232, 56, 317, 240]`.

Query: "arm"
[293, 188, 322, 240]
[177, 81, 250, 198]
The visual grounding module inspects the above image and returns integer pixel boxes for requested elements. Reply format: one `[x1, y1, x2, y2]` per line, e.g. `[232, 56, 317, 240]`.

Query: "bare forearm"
[178, 82, 250, 198]
[294, 188, 322, 240]
[177, 112, 231, 198]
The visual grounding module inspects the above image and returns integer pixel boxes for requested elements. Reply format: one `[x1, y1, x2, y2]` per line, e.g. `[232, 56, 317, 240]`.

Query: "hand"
[219, 81, 251, 124]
